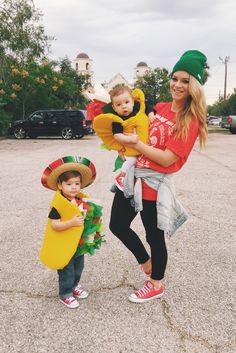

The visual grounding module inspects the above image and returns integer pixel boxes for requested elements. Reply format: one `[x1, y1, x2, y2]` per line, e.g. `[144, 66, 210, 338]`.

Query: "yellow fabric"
[93, 88, 149, 156]
[39, 191, 86, 270]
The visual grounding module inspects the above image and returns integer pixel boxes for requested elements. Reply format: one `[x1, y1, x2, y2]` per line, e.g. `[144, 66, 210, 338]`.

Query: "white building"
[74, 52, 94, 83]
[74, 52, 151, 92]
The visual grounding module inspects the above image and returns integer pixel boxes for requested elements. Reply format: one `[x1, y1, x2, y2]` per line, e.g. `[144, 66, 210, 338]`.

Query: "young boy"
[93, 86, 153, 190]
[40, 156, 103, 309]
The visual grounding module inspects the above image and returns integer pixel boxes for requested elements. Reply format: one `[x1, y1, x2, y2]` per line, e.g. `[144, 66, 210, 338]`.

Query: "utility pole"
[219, 56, 230, 100]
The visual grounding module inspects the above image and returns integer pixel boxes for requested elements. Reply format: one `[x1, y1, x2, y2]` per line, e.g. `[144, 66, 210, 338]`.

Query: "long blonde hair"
[174, 75, 208, 148]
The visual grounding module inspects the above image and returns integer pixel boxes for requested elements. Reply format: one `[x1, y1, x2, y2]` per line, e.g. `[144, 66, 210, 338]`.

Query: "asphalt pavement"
[0, 133, 235, 353]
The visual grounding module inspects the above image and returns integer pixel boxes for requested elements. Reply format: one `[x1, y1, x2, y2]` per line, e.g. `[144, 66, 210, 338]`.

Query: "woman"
[109, 50, 208, 303]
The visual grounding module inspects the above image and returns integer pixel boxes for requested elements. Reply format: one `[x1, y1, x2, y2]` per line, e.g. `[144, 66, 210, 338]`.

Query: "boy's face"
[112, 91, 134, 117]
[57, 176, 81, 200]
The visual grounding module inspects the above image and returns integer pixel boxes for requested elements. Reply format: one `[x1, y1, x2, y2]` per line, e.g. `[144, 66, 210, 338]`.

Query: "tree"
[0, 60, 81, 120]
[0, 0, 52, 63]
[208, 88, 236, 116]
[57, 57, 91, 109]
[134, 68, 172, 106]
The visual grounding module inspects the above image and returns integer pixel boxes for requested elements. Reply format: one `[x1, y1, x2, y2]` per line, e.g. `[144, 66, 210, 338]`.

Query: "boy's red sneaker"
[128, 280, 164, 303]
[73, 284, 89, 299]
[60, 296, 79, 308]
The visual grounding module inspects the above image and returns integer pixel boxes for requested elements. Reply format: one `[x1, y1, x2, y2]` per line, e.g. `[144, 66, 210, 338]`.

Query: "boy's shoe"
[60, 296, 79, 309]
[115, 173, 124, 191]
[128, 280, 164, 303]
[73, 284, 89, 299]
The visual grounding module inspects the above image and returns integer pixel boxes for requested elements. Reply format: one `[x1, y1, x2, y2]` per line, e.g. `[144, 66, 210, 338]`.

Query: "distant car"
[220, 116, 231, 129]
[80, 109, 95, 135]
[228, 115, 236, 134]
[9, 109, 86, 139]
[220, 115, 236, 134]
[208, 117, 222, 126]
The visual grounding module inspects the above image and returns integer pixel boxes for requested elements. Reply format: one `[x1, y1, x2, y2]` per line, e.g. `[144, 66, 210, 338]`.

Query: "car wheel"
[14, 127, 27, 139]
[77, 133, 84, 139]
[229, 127, 236, 134]
[61, 127, 74, 139]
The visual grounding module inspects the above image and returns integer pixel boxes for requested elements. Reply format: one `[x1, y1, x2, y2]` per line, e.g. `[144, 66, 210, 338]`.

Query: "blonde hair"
[109, 85, 133, 103]
[174, 75, 208, 148]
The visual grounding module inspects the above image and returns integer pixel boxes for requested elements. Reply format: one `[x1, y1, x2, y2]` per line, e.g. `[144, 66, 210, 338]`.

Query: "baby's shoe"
[115, 173, 124, 191]
[60, 296, 79, 309]
[73, 284, 89, 299]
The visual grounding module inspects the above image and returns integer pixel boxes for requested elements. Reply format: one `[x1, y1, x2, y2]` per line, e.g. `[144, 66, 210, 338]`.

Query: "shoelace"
[136, 283, 152, 297]
[65, 297, 76, 304]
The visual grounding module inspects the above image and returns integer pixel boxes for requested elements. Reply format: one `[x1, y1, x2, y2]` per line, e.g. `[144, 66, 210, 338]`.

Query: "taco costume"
[93, 88, 149, 156]
[40, 155, 104, 270]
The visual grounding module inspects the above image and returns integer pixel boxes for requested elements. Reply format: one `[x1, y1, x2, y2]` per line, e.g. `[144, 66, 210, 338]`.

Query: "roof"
[76, 52, 90, 59]
[137, 62, 148, 67]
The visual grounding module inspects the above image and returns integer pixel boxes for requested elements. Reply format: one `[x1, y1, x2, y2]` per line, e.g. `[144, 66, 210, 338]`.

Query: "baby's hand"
[123, 133, 139, 144]
[71, 215, 84, 227]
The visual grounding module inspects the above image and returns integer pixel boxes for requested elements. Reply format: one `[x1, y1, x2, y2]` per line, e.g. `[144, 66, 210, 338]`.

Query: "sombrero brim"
[41, 156, 96, 190]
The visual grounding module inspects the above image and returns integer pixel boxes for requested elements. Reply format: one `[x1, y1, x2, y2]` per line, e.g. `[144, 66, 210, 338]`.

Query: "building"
[74, 52, 94, 83]
[134, 62, 151, 79]
[74, 52, 151, 93]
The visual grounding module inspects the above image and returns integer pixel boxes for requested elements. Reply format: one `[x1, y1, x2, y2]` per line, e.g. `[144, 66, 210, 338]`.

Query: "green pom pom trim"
[74, 202, 105, 257]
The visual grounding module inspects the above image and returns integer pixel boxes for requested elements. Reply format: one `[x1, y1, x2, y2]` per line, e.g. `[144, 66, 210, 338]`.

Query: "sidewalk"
[0, 134, 235, 353]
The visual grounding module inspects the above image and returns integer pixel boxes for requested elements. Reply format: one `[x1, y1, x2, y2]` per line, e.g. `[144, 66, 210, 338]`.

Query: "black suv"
[9, 109, 86, 139]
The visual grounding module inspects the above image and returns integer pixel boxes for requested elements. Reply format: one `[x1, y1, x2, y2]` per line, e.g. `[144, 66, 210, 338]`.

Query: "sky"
[33, 0, 236, 105]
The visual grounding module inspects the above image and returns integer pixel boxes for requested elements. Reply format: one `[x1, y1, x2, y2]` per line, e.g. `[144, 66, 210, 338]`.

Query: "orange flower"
[11, 68, 20, 75]
[0, 89, 5, 94]
[52, 86, 58, 91]
[58, 79, 64, 86]
[12, 84, 21, 91]
[22, 70, 29, 77]
[10, 93, 17, 98]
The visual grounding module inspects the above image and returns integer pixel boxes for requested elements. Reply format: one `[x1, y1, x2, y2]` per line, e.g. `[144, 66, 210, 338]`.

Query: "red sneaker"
[73, 284, 89, 299]
[60, 296, 79, 308]
[128, 280, 164, 303]
[115, 173, 124, 191]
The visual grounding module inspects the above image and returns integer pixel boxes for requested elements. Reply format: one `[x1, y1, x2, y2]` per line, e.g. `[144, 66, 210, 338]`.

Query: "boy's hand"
[71, 215, 84, 227]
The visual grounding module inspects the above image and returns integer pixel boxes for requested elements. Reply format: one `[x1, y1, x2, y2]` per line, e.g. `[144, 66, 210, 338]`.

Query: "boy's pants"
[57, 255, 84, 299]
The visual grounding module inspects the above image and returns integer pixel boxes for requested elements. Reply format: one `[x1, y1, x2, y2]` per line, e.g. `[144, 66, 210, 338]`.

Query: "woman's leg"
[109, 190, 150, 264]
[140, 200, 168, 281]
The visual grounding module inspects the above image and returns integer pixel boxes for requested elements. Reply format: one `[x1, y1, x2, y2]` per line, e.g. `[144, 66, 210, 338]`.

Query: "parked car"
[207, 116, 222, 126]
[220, 115, 236, 134]
[80, 109, 95, 135]
[9, 109, 87, 139]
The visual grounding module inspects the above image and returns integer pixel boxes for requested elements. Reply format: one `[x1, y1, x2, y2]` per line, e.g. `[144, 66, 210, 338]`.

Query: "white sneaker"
[60, 296, 79, 308]
[73, 284, 89, 299]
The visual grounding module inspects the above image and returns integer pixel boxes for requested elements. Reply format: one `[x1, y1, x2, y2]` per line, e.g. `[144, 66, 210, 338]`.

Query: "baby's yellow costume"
[93, 88, 149, 156]
[40, 191, 86, 270]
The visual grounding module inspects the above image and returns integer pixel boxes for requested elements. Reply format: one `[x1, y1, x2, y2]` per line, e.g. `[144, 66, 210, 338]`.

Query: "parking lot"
[0, 133, 235, 353]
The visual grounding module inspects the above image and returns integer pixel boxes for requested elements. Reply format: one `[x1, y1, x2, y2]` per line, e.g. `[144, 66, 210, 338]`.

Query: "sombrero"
[41, 155, 96, 190]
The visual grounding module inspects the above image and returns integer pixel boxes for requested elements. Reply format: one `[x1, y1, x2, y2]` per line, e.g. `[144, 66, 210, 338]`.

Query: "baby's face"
[112, 91, 134, 117]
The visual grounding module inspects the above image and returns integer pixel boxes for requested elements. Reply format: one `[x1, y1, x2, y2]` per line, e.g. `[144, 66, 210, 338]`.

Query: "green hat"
[172, 50, 208, 85]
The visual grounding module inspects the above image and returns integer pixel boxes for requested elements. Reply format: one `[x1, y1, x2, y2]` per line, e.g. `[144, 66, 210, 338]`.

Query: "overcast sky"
[34, 0, 236, 105]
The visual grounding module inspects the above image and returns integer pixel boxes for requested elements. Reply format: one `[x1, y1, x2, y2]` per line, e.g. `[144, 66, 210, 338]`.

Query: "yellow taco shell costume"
[40, 191, 86, 270]
[93, 88, 149, 156]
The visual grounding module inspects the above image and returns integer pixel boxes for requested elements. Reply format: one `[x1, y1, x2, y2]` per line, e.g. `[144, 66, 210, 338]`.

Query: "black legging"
[109, 189, 167, 280]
